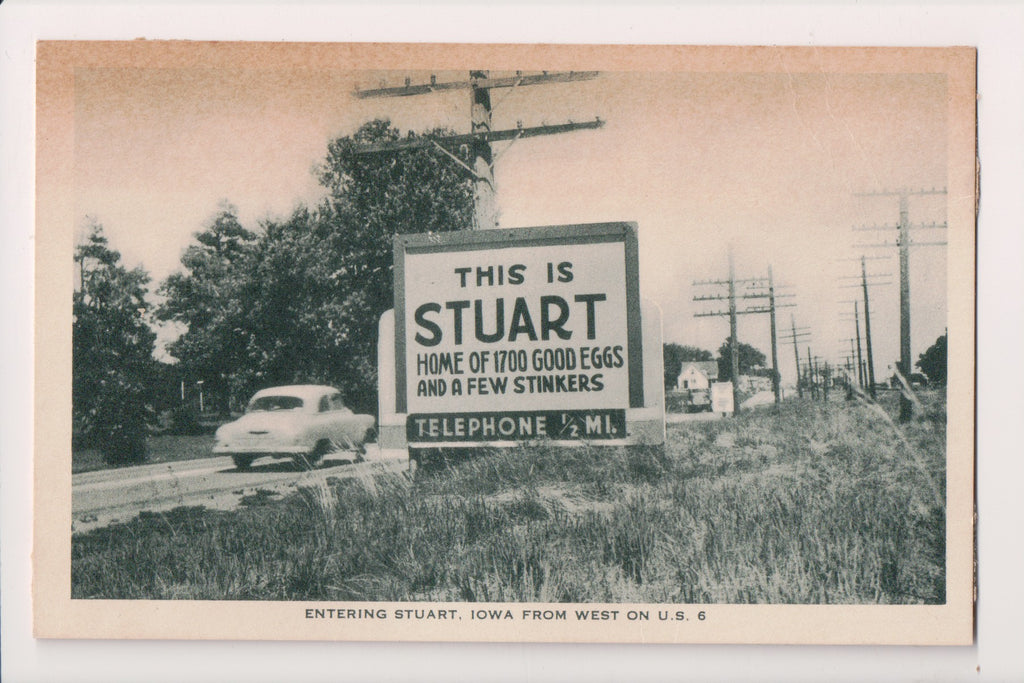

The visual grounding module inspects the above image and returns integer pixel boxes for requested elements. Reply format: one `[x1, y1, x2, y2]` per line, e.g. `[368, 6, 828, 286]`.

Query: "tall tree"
[157, 203, 258, 415]
[158, 120, 474, 415]
[73, 221, 156, 463]
[916, 332, 947, 386]
[715, 337, 767, 382]
[663, 343, 713, 388]
[304, 119, 475, 411]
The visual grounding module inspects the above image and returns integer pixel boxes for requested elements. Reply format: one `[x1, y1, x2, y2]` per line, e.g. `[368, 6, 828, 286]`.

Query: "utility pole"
[780, 315, 810, 398]
[861, 256, 878, 397]
[768, 265, 781, 404]
[728, 248, 740, 411]
[353, 70, 603, 230]
[806, 346, 815, 399]
[855, 187, 946, 420]
[854, 301, 865, 389]
[846, 338, 857, 379]
[694, 251, 793, 412]
[838, 254, 889, 399]
[470, 71, 497, 230]
[813, 356, 821, 400]
[840, 299, 873, 392]
[897, 195, 912, 418]
[793, 331, 803, 398]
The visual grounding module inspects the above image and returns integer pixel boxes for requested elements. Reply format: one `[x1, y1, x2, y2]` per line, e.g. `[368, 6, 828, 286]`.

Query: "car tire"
[353, 429, 372, 462]
[232, 455, 254, 471]
[306, 440, 331, 467]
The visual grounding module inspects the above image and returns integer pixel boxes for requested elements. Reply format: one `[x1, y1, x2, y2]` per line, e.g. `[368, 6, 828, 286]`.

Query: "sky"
[72, 57, 951, 386]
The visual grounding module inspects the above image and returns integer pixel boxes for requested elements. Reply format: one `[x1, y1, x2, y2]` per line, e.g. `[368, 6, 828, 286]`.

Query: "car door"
[321, 392, 358, 445]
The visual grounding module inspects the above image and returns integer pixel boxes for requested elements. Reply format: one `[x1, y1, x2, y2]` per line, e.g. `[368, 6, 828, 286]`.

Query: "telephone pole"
[728, 249, 739, 405]
[353, 70, 603, 230]
[844, 338, 858, 390]
[780, 316, 810, 398]
[839, 298, 875, 392]
[806, 346, 816, 399]
[838, 254, 890, 398]
[471, 71, 496, 230]
[860, 257, 878, 396]
[694, 249, 793, 412]
[853, 301, 865, 388]
[768, 265, 781, 404]
[813, 356, 824, 400]
[855, 187, 946, 420]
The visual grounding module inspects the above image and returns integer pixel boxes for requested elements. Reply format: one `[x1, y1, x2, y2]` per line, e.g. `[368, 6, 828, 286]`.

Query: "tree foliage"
[157, 204, 258, 415]
[158, 120, 475, 414]
[715, 336, 768, 382]
[662, 343, 713, 388]
[73, 221, 156, 463]
[916, 333, 947, 386]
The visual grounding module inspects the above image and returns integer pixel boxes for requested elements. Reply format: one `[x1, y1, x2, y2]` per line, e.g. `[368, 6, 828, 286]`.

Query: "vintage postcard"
[35, 42, 975, 644]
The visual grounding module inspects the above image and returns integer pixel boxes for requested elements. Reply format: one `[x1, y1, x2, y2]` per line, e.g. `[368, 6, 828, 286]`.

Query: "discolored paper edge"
[33, 41, 976, 645]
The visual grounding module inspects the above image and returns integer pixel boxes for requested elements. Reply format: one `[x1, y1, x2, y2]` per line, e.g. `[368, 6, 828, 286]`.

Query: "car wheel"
[306, 440, 331, 467]
[232, 455, 254, 471]
[353, 429, 372, 462]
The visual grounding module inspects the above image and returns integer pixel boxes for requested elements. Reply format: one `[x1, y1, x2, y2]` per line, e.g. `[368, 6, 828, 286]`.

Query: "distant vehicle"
[214, 385, 375, 470]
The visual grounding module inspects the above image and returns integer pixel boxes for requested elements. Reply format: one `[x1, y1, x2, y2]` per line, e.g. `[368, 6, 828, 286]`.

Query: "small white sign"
[711, 381, 735, 414]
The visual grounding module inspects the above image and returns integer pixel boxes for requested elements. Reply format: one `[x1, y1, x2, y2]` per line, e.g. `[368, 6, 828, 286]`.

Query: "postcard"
[35, 41, 975, 644]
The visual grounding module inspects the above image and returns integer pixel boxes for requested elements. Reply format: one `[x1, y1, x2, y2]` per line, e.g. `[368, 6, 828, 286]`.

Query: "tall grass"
[72, 392, 946, 603]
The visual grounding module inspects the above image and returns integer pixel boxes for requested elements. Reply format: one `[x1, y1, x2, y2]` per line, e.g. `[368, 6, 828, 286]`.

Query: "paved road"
[72, 447, 408, 534]
[741, 390, 778, 409]
[665, 410, 722, 424]
[73, 401, 777, 533]
[664, 391, 780, 424]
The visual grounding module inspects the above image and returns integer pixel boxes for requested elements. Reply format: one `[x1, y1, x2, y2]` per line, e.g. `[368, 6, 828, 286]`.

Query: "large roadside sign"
[392, 223, 645, 447]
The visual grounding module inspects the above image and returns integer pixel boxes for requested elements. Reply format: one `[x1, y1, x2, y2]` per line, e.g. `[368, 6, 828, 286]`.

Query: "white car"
[214, 385, 376, 470]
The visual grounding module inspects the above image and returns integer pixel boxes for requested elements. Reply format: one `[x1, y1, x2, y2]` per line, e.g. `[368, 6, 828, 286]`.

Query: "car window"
[328, 393, 349, 412]
[247, 395, 304, 412]
[318, 396, 331, 413]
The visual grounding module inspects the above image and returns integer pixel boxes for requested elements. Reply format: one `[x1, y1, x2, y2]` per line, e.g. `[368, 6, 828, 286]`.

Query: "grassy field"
[71, 391, 946, 604]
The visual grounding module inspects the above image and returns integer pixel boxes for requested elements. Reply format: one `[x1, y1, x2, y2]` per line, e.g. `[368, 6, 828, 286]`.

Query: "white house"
[676, 361, 719, 391]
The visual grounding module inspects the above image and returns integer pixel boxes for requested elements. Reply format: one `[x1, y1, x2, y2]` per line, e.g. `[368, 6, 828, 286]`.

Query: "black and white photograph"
[31, 40, 975, 647]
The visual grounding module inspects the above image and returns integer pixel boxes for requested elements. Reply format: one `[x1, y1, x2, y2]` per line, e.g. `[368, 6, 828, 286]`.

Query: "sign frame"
[392, 222, 644, 422]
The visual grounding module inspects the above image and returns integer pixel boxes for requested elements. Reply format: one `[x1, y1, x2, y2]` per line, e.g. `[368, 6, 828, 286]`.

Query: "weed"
[72, 394, 947, 604]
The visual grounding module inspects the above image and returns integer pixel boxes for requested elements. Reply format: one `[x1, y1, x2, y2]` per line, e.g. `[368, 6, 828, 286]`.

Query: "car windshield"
[247, 395, 304, 412]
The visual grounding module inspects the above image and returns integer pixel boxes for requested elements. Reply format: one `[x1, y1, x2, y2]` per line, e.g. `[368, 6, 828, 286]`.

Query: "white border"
[3, 2, 1022, 681]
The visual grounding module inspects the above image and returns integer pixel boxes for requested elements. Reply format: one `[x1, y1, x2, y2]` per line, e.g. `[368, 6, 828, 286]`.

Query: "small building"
[676, 361, 719, 391]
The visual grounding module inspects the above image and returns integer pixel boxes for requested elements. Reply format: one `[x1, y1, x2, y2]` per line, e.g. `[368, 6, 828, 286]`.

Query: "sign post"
[378, 222, 664, 456]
